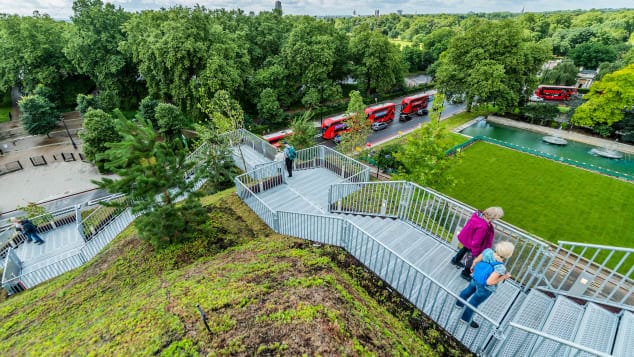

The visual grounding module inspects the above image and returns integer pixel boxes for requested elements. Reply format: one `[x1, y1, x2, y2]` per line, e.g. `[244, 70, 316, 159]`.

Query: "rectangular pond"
[459, 120, 634, 179]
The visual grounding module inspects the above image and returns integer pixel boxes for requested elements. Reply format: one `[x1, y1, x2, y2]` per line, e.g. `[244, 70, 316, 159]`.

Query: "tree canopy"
[435, 18, 551, 112]
[18, 95, 59, 136]
[572, 64, 634, 127]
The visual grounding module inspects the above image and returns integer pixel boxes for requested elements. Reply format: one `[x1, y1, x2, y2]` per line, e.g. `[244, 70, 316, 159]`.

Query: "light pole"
[61, 116, 77, 149]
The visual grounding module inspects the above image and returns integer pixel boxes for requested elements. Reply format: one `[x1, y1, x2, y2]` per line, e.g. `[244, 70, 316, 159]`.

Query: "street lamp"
[61, 116, 77, 149]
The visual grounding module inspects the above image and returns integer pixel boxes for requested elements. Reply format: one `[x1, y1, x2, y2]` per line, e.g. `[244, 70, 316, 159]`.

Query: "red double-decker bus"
[400, 94, 430, 115]
[262, 129, 293, 147]
[365, 102, 396, 123]
[321, 113, 350, 140]
[534, 85, 578, 101]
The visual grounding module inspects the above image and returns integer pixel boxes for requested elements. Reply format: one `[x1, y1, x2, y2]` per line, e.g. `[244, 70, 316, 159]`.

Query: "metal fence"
[541, 241, 633, 309]
[328, 181, 551, 289]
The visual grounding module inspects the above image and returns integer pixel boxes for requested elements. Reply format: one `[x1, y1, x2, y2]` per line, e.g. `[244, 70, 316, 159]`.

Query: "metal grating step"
[492, 289, 555, 357]
[530, 296, 584, 356]
[572, 302, 619, 357]
[612, 310, 634, 357]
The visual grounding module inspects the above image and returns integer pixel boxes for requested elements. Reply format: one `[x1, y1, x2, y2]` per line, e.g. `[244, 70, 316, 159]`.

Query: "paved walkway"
[487, 116, 634, 155]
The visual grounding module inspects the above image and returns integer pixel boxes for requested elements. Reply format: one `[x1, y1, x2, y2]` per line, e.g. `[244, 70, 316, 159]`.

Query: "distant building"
[375, 9, 380, 17]
[353, 9, 356, 17]
[576, 69, 598, 89]
[397, 10, 403, 16]
[274, 1, 282, 12]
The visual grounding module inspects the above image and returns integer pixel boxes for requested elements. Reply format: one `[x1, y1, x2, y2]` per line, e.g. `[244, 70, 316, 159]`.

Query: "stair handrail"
[328, 180, 551, 289]
[507, 322, 613, 357]
[541, 241, 633, 309]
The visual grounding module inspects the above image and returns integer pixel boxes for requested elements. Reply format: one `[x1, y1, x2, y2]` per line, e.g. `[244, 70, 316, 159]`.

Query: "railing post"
[75, 204, 87, 242]
[273, 212, 280, 233]
[341, 220, 351, 249]
[319, 146, 325, 168]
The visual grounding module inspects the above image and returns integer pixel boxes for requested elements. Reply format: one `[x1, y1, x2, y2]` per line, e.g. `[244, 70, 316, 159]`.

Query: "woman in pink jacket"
[450, 207, 504, 280]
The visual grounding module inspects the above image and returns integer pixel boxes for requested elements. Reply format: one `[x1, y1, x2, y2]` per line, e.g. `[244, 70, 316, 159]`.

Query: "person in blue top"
[283, 141, 296, 177]
[455, 241, 514, 328]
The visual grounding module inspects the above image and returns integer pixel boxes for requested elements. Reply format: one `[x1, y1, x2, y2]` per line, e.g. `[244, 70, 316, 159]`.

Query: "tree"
[257, 88, 284, 126]
[435, 19, 550, 112]
[349, 26, 405, 95]
[393, 120, 456, 189]
[79, 108, 120, 170]
[0, 13, 73, 96]
[155, 103, 186, 145]
[64, 0, 135, 110]
[541, 60, 578, 86]
[76, 94, 100, 116]
[429, 93, 445, 122]
[402, 46, 432, 72]
[18, 95, 59, 136]
[572, 64, 634, 128]
[200, 90, 247, 167]
[569, 42, 618, 69]
[191, 123, 240, 193]
[138, 96, 159, 128]
[615, 107, 634, 143]
[95, 118, 206, 248]
[338, 91, 371, 154]
[289, 111, 317, 149]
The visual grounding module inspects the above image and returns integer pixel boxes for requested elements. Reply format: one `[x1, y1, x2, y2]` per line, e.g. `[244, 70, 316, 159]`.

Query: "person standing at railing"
[456, 241, 514, 329]
[283, 141, 296, 178]
[11, 217, 45, 245]
[450, 206, 504, 280]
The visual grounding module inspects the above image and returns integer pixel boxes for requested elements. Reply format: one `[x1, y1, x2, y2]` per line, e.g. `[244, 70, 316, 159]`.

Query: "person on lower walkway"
[283, 141, 296, 177]
[456, 241, 514, 328]
[450, 207, 504, 280]
[11, 217, 45, 245]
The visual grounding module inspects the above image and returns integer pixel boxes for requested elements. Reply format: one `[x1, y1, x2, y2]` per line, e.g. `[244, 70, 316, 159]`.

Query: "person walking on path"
[450, 207, 504, 280]
[456, 241, 514, 328]
[283, 141, 296, 177]
[11, 217, 45, 244]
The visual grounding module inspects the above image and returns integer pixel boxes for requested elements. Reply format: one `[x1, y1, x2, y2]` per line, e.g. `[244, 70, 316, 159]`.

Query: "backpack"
[472, 260, 502, 285]
[287, 146, 297, 160]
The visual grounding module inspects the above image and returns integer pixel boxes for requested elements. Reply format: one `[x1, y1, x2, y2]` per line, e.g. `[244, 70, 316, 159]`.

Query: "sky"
[0, 0, 632, 19]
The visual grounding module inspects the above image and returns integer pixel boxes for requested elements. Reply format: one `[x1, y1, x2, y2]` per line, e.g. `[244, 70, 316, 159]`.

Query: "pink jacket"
[458, 211, 495, 257]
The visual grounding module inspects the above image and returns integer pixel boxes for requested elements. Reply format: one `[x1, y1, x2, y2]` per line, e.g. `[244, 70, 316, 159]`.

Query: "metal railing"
[541, 241, 633, 309]
[328, 181, 551, 289]
[79, 197, 128, 241]
[490, 322, 614, 357]
[235, 176, 278, 230]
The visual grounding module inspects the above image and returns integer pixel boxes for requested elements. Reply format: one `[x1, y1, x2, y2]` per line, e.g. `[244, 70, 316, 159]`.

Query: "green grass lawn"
[439, 142, 634, 248]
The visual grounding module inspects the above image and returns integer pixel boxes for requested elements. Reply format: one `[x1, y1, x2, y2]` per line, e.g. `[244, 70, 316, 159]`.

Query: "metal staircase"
[3, 129, 632, 356]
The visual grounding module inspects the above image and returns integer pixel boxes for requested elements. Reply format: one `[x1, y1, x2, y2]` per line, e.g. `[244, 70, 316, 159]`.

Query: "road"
[318, 92, 466, 148]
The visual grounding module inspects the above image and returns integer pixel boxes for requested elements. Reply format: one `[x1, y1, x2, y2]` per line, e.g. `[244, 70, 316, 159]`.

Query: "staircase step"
[493, 289, 555, 357]
[612, 310, 634, 357]
[573, 302, 618, 356]
[530, 296, 584, 356]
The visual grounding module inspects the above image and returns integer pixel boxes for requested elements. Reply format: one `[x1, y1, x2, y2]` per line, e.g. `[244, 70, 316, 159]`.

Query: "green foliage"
[155, 103, 186, 144]
[0, 13, 73, 95]
[519, 103, 561, 124]
[18, 95, 59, 136]
[289, 111, 317, 150]
[401, 45, 433, 72]
[350, 25, 405, 95]
[95, 118, 199, 248]
[572, 64, 634, 127]
[79, 108, 121, 170]
[64, 0, 133, 110]
[338, 91, 371, 154]
[541, 59, 578, 86]
[192, 123, 240, 193]
[138, 96, 159, 127]
[257, 88, 284, 125]
[616, 108, 634, 143]
[435, 18, 550, 112]
[76, 94, 100, 116]
[442, 142, 634, 248]
[393, 120, 456, 189]
[569, 42, 618, 69]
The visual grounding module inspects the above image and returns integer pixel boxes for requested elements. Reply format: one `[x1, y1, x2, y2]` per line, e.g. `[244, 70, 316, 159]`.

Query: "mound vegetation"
[0, 189, 469, 356]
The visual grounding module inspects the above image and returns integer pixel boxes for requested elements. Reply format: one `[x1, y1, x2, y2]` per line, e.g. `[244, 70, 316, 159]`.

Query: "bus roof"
[537, 85, 577, 89]
[322, 113, 349, 126]
[402, 93, 430, 102]
[262, 129, 293, 140]
[365, 102, 395, 113]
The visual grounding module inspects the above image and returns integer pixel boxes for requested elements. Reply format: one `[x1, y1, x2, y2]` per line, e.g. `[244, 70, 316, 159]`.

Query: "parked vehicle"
[529, 95, 545, 102]
[372, 121, 388, 131]
[399, 113, 413, 122]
